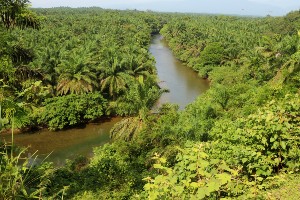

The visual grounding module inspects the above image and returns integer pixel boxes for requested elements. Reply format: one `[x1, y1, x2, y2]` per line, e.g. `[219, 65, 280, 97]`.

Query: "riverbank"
[150, 35, 209, 110]
[1, 34, 209, 165]
[1, 117, 122, 165]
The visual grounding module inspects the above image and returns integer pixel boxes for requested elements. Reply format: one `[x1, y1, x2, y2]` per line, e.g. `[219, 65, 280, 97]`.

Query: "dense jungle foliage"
[1, 1, 300, 199]
[0, 6, 164, 131]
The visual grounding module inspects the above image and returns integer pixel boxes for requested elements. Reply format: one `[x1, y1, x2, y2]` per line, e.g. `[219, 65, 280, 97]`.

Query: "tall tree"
[0, 0, 40, 29]
[99, 58, 132, 99]
[56, 53, 98, 95]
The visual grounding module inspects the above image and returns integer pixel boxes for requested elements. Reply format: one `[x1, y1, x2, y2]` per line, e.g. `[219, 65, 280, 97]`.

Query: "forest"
[1, 1, 300, 199]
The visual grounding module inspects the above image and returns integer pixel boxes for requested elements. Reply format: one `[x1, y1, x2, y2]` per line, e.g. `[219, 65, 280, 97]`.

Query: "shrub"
[39, 92, 108, 130]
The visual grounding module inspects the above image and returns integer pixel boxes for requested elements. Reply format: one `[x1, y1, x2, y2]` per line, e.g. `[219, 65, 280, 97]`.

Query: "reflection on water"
[150, 35, 209, 110]
[1, 118, 121, 165]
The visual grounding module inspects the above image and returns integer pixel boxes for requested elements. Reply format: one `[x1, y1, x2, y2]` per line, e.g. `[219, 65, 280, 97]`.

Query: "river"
[150, 35, 209, 110]
[1, 35, 209, 165]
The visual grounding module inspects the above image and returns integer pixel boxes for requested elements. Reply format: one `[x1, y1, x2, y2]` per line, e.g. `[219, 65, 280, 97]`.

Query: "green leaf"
[153, 164, 163, 169]
[187, 163, 197, 171]
[257, 177, 263, 182]
[201, 160, 209, 168]
[215, 173, 231, 185]
[219, 161, 231, 171]
[196, 187, 210, 199]
[280, 141, 286, 150]
[270, 137, 275, 143]
[159, 157, 167, 164]
[207, 181, 221, 192]
[190, 182, 198, 188]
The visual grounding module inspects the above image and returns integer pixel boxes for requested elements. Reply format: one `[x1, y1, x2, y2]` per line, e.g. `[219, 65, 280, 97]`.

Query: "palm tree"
[99, 57, 132, 99]
[110, 108, 149, 141]
[56, 53, 98, 95]
[269, 52, 300, 89]
[14, 65, 44, 82]
[122, 54, 155, 84]
[110, 116, 144, 141]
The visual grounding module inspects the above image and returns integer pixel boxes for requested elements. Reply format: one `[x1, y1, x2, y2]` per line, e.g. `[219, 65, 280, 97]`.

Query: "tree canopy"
[1, 7, 300, 200]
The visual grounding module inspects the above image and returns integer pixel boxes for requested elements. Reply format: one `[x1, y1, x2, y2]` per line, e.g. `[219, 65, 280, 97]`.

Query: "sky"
[30, 0, 300, 16]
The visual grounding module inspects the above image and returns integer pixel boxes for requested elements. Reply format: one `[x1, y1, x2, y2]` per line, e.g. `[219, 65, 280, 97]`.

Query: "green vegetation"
[39, 92, 107, 130]
[265, 174, 300, 200]
[0, 7, 163, 131]
[1, 2, 300, 199]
